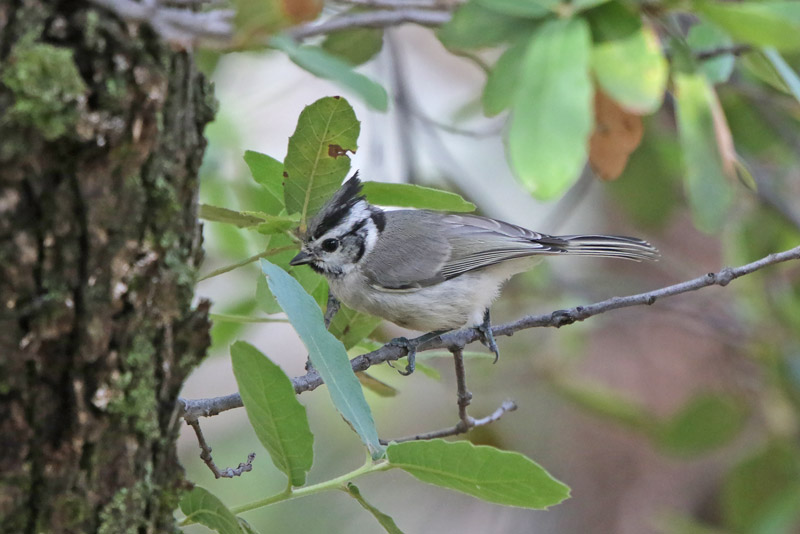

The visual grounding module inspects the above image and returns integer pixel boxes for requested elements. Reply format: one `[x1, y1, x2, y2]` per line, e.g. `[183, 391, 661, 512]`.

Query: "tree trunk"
[0, 1, 213, 532]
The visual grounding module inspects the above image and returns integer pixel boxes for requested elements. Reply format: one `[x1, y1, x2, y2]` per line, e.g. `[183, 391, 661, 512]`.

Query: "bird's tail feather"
[542, 234, 660, 262]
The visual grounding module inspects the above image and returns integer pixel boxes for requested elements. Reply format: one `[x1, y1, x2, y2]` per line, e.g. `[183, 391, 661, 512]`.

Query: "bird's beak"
[289, 250, 313, 266]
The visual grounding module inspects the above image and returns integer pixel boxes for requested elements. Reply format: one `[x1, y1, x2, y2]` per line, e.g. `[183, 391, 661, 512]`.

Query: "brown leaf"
[281, 0, 323, 24]
[709, 88, 737, 179]
[589, 90, 644, 181]
[328, 144, 348, 158]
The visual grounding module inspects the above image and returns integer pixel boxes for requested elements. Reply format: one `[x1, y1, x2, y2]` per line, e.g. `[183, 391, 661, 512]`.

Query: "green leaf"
[552, 379, 654, 431]
[656, 514, 731, 534]
[674, 72, 734, 232]
[360, 181, 476, 212]
[357, 372, 398, 398]
[261, 259, 384, 459]
[243, 150, 284, 215]
[290, 265, 326, 308]
[255, 214, 301, 235]
[482, 38, 528, 116]
[283, 96, 361, 229]
[346, 483, 405, 533]
[508, 18, 593, 200]
[328, 304, 383, 350]
[474, 0, 555, 18]
[322, 28, 384, 66]
[437, 2, 538, 49]
[210, 299, 257, 351]
[237, 517, 262, 534]
[271, 36, 388, 111]
[412, 361, 441, 380]
[231, 0, 289, 46]
[696, 1, 800, 51]
[179, 487, 241, 534]
[571, 0, 611, 11]
[763, 47, 800, 104]
[255, 275, 282, 315]
[656, 393, 745, 457]
[199, 204, 266, 227]
[231, 341, 314, 487]
[589, 3, 667, 113]
[265, 233, 299, 269]
[741, 50, 793, 94]
[387, 439, 570, 508]
[687, 23, 735, 84]
[722, 441, 800, 532]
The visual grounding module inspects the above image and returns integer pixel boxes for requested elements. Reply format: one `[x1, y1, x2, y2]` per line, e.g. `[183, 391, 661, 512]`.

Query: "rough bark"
[0, 1, 214, 532]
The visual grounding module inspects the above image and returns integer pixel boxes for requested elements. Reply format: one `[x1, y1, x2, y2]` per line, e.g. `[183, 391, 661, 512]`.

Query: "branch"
[382, 401, 518, 444]
[335, 0, 454, 9]
[180, 244, 800, 419]
[185, 416, 256, 478]
[287, 9, 452, 40]
[695, 44, 752, 62]
[451, 346, 473, 429]
[90, 0, 233, 46]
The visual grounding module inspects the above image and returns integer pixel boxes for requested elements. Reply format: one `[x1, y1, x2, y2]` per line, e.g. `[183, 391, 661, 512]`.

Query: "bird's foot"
[386, 331, 445, 375]
[387, 337, 418, 376]
[477, 309, 500, 363]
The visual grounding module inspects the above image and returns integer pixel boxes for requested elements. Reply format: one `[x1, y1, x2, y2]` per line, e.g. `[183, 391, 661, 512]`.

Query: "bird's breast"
[328, 268, 512, 332]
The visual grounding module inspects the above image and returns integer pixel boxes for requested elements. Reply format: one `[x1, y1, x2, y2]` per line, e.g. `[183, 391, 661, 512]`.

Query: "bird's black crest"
[310, 172, 365, 239]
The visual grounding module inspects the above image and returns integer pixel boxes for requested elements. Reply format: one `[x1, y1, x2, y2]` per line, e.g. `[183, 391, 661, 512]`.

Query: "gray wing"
[439, 214, 562, 279]
[360, 210, 452, 290]
[439, 214, 659, 279]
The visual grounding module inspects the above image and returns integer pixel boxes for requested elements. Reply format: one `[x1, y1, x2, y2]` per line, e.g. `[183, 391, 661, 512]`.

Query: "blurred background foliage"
[177, 0, 800, 532]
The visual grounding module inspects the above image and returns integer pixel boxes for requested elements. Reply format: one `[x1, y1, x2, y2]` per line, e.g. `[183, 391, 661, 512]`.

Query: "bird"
[289, 174, 659, 375]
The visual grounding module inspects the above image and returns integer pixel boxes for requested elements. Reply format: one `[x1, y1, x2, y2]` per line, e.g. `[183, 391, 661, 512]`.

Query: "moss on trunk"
[0, 1, 214, 532]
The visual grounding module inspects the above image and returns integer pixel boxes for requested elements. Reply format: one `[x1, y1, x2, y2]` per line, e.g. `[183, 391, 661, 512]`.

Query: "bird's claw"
[387, 336, 417, 375]
[478, 309, 500, 363]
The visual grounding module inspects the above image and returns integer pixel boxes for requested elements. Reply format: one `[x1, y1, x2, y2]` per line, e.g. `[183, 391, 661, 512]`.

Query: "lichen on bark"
[0, 1, 215, 532]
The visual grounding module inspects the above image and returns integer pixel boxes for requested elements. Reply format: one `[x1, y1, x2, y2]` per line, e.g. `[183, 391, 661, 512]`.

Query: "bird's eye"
[321, 238, 339, 252]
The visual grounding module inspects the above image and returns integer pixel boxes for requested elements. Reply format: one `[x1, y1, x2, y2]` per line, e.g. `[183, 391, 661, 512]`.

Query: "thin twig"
[180, 244, 800, 420]
[209, 313, 289, 324]
[185, 417, 256, 478]
[451, 346, 473, 430]
[336, 0, 454, 9]
[381, 400, 518, 444]
[287, 9, 451, 40]
[198, 246, 295, 282]
[89, 0, 233, 46]
[413, 110, 505, 139]
[695, 44, 752, 62]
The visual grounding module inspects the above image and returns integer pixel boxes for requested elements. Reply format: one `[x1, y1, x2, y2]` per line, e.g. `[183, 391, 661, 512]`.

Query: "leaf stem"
[181, 458, 392, 525]
[208, 313, 289, 324]
[197, 246, 295, 282]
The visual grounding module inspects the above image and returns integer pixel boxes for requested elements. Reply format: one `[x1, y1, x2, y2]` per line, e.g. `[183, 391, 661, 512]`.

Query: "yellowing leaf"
[590, 3, 667, 114]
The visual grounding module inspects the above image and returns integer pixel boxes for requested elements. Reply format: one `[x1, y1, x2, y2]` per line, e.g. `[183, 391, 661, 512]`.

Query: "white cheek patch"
[362, 219, 378, 256]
